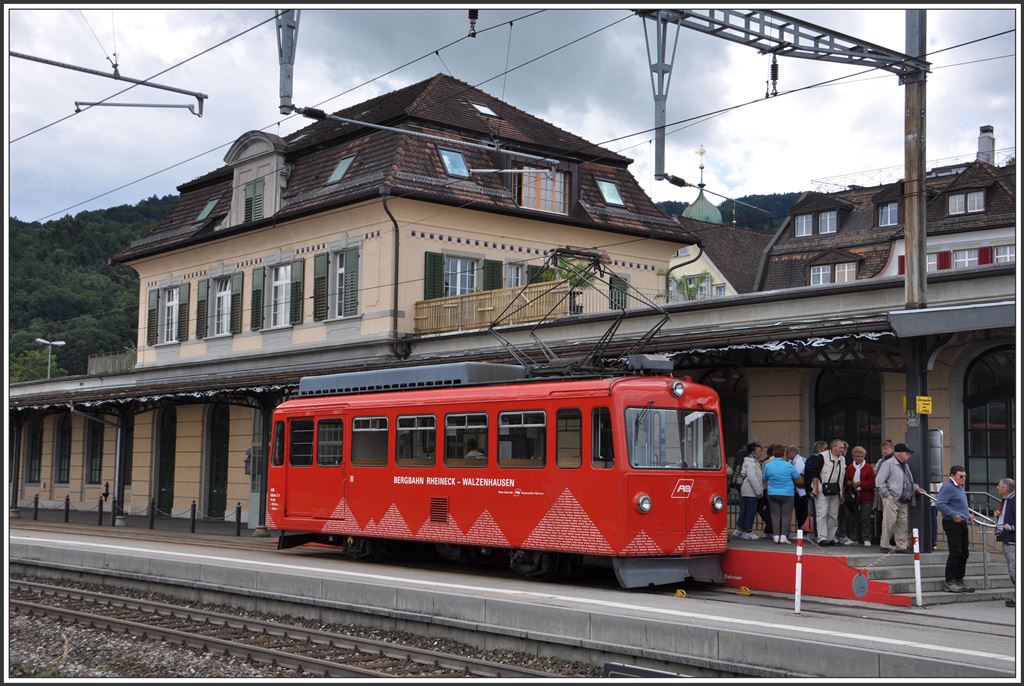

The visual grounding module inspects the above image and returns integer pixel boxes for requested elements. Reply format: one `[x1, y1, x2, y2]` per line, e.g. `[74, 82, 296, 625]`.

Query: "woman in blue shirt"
[763, 449, 803, 544]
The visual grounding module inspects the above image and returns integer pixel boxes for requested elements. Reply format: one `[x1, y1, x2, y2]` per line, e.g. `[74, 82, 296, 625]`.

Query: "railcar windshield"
[625, 406, 722, 470]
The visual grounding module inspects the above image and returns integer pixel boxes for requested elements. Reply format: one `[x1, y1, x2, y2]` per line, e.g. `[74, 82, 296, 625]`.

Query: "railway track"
[10, 580, 555, 679]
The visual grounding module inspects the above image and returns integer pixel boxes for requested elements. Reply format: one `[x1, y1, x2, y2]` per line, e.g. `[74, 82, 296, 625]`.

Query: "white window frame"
[810, 265, 831, 286]
[947, 193, 965, 215]
[212, 277, 232, 335]
[326, 155, 355, 184]
[818, 210, 837, 234]
[966, 190, 985, 213]
[518, 167, 568, 215]
[953, 248, 979, 269]
[795, 214, 812, 237]
[470, 102, 497, 116]
[438, 148, 470, 178]
[332, 247, 360, 318]
[504, 263, 524, 289]
[834, 262, 856, 283]
[596, 179, 625, 206]
[879, 202, 898, 227]
[714, 284, 727, 297]
[270, 263, 292, 328]
[926, 253, 939, 273]
[444, 255, 478, 296]
[994, 245, 1015, 263]
[161, 287, 179, 344]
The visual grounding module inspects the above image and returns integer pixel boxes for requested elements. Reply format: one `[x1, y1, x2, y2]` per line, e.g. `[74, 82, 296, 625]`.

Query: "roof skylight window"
[596, 179, 625, 206]
[470, 102, 497, 117]
[439, 148, 470, 178]
[196, 197, 220, 222]
[327, 155, 355, 184]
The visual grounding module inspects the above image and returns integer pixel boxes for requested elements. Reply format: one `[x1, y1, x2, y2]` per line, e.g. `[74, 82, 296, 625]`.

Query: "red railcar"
[267, 363, 728, 587]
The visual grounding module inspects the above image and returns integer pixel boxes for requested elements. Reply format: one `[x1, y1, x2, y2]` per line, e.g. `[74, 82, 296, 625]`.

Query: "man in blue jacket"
[936, 465, 974, 593]
[996, 478, 1016, 608]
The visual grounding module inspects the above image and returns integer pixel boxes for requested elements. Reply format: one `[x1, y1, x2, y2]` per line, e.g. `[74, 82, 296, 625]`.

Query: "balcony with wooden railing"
[412, 280, 704, 335]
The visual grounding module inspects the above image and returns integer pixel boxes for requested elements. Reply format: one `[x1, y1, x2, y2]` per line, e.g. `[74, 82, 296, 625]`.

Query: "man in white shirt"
[811, 439, 847, 545]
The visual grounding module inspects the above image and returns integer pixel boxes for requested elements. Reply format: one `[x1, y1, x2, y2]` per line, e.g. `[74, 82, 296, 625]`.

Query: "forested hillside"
[8, 195, 177, 382]
[657, 191, 800, 233]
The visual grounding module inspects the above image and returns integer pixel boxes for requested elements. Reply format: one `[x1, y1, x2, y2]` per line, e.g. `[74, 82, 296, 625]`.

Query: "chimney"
[977, 125, 995, 164]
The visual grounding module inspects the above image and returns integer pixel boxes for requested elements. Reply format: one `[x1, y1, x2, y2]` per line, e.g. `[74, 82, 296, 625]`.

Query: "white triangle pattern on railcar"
[415, 515, 462, 541]
[671, 515, 728, 555]
[321, 497, 359, 534]
[363, 503, 414, 539]
[521, 488, 614, 555]
[463, 509, 510, 547]
[620, 530, 665, 556]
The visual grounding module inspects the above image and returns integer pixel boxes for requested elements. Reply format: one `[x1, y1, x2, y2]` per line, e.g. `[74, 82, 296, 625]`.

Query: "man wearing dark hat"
[873, 442, 927, 553]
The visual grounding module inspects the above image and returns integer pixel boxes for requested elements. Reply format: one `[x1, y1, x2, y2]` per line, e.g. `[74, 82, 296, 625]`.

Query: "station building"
[8, 77, 1016, 540]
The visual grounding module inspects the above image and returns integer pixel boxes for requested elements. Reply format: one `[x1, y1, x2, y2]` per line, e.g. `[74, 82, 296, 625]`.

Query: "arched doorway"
[815, 369, 882, 456]
[155, 407, 177, 514]
[963, 347, 1015, 497]
[205, 403, 230, 519]
[698, 368, 748, 459]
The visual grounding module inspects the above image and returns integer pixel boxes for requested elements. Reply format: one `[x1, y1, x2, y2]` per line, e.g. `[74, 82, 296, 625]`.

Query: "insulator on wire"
[768, 53, 779, 97]
[468, 9, 479, 37]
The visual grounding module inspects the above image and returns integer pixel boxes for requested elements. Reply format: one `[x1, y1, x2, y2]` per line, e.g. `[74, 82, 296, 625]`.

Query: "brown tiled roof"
[116, 74, 691, 263]
[757, 159, 1016, 290]
[673, 217, 773, 294]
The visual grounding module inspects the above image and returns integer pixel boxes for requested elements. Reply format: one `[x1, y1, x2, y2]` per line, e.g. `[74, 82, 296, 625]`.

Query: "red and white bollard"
[794, 529, 804, 614]
[912, 527, 923, 606]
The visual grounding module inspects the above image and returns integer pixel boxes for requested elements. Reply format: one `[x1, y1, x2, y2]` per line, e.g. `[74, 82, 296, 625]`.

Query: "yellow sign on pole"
[916, 396, 933, 415]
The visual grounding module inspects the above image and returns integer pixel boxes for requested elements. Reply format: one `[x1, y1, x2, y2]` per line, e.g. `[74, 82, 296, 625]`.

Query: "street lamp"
[34, 337, 66, 379]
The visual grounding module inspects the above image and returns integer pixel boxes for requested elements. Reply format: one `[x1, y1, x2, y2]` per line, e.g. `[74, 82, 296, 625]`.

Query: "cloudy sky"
[5, 5, 1019, 223]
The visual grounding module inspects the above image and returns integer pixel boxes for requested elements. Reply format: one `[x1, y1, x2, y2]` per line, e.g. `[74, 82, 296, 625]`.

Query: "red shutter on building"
[897, 255, 905, 274]
[938, 251, 952, 270]
[979, 246, 994, 265]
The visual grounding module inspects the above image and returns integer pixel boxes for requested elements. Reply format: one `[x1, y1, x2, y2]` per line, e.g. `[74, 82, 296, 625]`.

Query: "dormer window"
[879, 202, 898, 227]
[967, 190, 985, 212]
[438, 148, 470, 178]
[948, 193, 965, 215]
[516, 166, 567, 215]
[810, 261, 856, 286]
[470, 102, 497, 116]
[196, 197, 220, 222]
[326, 155, 355, 184]
[596, 179, 624, 206]
[244, 178, 265, 222]
[819, 210, 837, 234]
[795, 214, 812, 237]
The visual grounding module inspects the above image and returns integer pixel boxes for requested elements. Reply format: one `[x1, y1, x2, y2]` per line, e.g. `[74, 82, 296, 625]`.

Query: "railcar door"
[283, 417, 317, 518]
[313, 417, 347, 519]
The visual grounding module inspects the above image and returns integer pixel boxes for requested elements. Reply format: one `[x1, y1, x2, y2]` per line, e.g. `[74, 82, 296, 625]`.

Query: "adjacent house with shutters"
[755, 126, 1015, 292]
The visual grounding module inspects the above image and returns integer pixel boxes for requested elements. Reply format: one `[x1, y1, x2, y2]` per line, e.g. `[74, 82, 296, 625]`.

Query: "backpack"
[731, 449, 748, 489]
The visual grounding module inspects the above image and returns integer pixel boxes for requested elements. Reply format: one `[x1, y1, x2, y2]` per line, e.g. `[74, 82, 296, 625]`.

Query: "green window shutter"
[483, 259, 503, 290]
[313, 253, 329, 321]
[177, 283, 190, 341]
[196, 279, 209, 339]
[146, 289, 159, 346]
[342, 248, 360, 317]
[424, 252, 444, 300]
[290, 258, 304, 325]
[251, 267, 265, 331]
[244, 182, 254, 222]
[230, 273, 243, 334]
[610, 275, 627, 310]
[254, 177, 265, 220]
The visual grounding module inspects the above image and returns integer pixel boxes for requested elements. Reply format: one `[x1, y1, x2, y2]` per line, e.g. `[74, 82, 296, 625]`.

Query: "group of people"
[731, 438, 927, 551]
[730, 437, 1017, 604]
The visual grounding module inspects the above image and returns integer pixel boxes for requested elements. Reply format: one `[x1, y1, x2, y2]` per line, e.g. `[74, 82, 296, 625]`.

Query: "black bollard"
[235, 502, 242, 537]
[98, 497, 104, 526]
[149, 499, 156, 530]
[64, 495, 70, 523]
[190, 500, 197, 534]
[33, 493, 39, 520]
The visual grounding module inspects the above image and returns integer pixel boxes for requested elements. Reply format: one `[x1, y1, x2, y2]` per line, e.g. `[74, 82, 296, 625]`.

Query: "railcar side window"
[498, 411, 546, 468]
[592, 407, 614, 468]
[624, 407, 722, 470]
[317, 419, 343, 466]
[289, 419, 314, 466]
[556, 408, 582, 469]
[397, 415, 436, 467]
[352, 416, 388, 466]
[444, 413, 488, 467]
[271, 421, 285, 466]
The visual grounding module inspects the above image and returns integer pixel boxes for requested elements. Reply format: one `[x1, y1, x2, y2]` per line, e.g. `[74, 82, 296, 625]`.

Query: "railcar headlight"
[635, 493, 653, 513]
[711, 495, 724, 512]
[671, 381, 685, 397]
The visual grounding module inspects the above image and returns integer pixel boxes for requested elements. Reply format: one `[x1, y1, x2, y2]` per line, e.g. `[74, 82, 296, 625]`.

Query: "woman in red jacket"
[845, 445, 876, 546]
